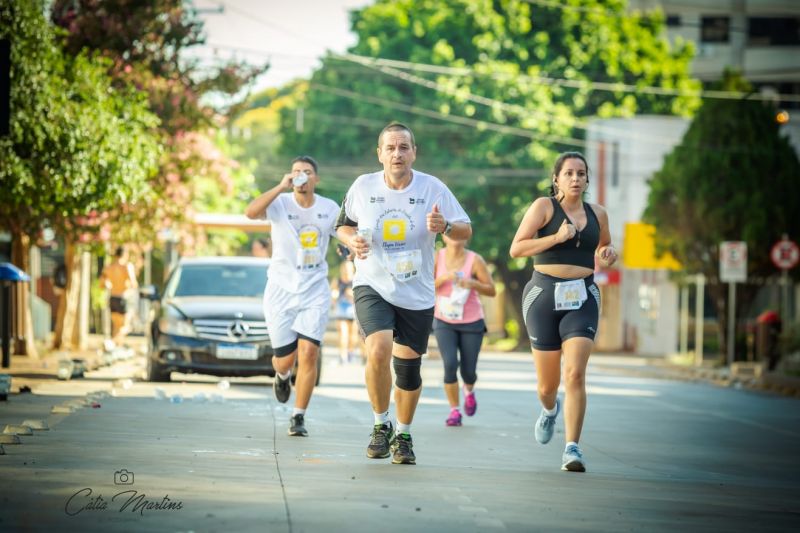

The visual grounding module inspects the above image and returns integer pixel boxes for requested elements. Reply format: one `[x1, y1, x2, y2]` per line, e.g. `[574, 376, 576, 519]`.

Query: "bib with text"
[296, 230, 322, 271]
[383, 249, 422, 282]
[438, 285, 470, 320]
[554, 279, 587, 311]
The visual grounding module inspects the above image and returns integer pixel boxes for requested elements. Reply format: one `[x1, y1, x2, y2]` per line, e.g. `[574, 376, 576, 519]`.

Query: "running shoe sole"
[367, 449, 391, 459]
[561, 460, 586, 472]
[273, 376, 291, 404]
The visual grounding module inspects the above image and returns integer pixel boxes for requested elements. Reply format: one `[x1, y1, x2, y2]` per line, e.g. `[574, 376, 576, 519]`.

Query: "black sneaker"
[390, 433, 416, 465]
[366, 422, 394, 459]
[273, 374, 291, 403]
[288, 414, 307, 437]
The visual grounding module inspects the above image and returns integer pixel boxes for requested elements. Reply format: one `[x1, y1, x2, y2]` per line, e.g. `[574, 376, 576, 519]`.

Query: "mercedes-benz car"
[141, 256, 277, 382]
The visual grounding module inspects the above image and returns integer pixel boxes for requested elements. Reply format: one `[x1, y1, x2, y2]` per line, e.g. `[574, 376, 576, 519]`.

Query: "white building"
[585, 116, 688, 355]
[629, 0, 800, 86]
[581, 0, 800, 356]
[586, 115, 800, 356]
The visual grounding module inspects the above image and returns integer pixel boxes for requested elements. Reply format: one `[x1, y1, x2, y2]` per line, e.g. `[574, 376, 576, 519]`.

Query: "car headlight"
[159, 307, 197, 337]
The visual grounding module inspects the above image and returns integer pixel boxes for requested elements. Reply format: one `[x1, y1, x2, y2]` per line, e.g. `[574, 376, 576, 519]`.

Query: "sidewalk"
[588, 351, 800, 398]
[4, 333, 799, 398]
[2, 334, 143, 388]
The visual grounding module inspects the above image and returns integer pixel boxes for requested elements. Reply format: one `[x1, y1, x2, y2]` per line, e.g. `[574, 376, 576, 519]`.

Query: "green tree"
[274, 0, 699, 343]
[233, 81, 310, 190]
[644, 72, 800, 359]
[50, 0, 268, 252]
[0, 0, 162, 351]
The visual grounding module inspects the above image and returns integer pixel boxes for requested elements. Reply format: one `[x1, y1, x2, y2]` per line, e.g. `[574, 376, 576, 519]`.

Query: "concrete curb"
[591, 355, 800, 398]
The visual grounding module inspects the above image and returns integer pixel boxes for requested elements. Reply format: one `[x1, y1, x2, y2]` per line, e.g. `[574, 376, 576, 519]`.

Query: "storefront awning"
[193, 213, 270, 233]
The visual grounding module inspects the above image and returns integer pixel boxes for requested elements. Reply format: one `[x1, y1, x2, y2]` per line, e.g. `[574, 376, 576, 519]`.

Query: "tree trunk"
[494, 261, 533, 350]
[707, 279, 760, 363]
[53, 240, 82, 350]
[10, 232, 38, 358]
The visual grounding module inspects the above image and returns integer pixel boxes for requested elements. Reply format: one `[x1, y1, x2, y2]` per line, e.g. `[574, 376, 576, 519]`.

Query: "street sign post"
[771, 235, 799, 324]
[720, 242, 747, 366]
[720, 241, 747, 283]
[770, 237, 799, 270]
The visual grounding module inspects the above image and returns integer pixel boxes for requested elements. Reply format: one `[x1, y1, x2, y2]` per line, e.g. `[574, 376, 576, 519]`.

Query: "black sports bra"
[534, 197, 600, 270]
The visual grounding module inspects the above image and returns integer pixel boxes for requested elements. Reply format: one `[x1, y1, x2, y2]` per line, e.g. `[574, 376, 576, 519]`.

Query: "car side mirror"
[139, 284, 160, 301]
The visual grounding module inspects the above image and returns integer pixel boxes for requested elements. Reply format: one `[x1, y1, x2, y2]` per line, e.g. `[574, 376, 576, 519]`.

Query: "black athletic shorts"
[521, 271, 600, 351]
[353, 285, 434, 356]
[109, 296, 127, 314]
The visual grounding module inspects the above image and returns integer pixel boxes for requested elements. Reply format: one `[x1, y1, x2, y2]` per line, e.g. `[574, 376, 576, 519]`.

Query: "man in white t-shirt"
[336, 123, 472, 465]
[245, 156, 340, 437]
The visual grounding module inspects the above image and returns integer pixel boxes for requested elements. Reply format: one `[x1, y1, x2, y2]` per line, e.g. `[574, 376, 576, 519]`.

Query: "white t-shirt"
[342, 170, 470, 310]
[266, 193, 340, 294]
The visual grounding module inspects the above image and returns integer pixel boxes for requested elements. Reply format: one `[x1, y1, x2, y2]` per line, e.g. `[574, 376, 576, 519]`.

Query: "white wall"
[586, 116, 689, 355]
[586, 116, 689, 249]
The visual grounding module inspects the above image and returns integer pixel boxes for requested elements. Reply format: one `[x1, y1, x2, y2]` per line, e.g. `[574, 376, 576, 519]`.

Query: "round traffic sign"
[771, 239, 800, 270]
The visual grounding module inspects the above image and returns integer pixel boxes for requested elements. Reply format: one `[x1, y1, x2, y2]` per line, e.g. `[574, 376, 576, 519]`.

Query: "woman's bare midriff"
[535, 264, 594, 280]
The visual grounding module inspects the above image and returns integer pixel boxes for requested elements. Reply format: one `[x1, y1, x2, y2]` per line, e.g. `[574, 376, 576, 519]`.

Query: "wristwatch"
[443, 220, 453, 236]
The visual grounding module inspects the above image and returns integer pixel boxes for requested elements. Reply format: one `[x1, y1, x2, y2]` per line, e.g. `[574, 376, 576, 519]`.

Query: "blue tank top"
[534, 197, 600, 270]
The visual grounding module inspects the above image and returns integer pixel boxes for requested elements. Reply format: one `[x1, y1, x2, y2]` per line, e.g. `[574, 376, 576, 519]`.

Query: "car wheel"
[146, 356, 171, 382]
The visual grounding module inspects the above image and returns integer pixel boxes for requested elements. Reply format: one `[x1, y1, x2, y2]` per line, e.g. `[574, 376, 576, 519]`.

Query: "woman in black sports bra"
[509, 151, 618, 473]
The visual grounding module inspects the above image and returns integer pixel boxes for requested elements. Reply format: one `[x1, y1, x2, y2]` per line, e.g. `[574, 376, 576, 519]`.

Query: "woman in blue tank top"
[509, 151, 618, 473]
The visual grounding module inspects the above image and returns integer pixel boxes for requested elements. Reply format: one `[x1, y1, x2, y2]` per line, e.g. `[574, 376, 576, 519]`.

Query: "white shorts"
[263, 280, 330, 350]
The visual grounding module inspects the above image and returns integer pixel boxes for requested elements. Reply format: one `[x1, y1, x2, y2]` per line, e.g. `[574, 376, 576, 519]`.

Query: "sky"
[191, 0, 373, 93]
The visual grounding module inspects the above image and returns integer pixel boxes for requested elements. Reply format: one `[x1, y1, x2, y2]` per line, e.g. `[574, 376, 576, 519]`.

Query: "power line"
[351, 56, 686, 147]
[336, 53, 800, 103]
[218, 1, 332, 50]
[310, 82, 588, 148]
[307, 82, 788, 157]
[208, 2, 800, 103]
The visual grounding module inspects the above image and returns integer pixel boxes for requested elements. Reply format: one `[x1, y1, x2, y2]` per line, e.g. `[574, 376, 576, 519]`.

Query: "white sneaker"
[561, 443, 586, 472]
[534, 398, 560, 444]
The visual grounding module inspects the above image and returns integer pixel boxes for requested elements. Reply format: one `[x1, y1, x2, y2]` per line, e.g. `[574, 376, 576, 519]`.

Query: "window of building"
[666, 14, 681, 27]
[701, 16, 730, 43]
[748, 17, 800, 46]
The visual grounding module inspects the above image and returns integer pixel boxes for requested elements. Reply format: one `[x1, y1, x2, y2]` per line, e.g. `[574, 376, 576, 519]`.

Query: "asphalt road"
[1, 348, 798, 532]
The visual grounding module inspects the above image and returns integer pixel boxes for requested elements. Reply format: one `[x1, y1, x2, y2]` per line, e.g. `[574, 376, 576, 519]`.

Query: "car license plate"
[216, 344, 258, 360]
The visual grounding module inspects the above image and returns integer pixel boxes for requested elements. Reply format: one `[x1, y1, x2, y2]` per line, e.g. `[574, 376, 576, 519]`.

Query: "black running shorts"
[521, 271, 600, 351]
[354, 285, 434, 356]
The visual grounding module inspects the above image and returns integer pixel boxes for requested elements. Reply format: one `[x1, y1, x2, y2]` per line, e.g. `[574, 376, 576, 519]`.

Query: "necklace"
[560, 202, 583, 248]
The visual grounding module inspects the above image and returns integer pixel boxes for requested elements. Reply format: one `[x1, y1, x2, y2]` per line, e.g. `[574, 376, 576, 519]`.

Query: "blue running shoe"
[561, 443, 586, 472]
[534, 398, 560, 445]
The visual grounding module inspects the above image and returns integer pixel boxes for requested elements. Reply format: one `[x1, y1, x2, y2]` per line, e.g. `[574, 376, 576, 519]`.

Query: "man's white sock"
[373, 410, 390, 425]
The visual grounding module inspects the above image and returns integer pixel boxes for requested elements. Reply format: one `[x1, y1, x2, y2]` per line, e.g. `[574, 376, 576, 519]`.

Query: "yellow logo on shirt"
[383, 219, 406, 241]
[299, 231, 319, 249]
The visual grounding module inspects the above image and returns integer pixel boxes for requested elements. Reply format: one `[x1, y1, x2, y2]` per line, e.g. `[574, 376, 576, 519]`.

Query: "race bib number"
[296, 247, 322, 271]
[383, 249, 422, 282]
[554, 279, 587, 311]
[438, 295, 465, 321]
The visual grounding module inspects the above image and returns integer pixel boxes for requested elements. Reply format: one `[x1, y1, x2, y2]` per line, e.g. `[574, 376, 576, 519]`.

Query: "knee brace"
[393, 356, 422, 391]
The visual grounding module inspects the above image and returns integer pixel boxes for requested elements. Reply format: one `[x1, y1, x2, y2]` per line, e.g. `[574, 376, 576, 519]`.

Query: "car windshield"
[166, 264, 268, 298]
